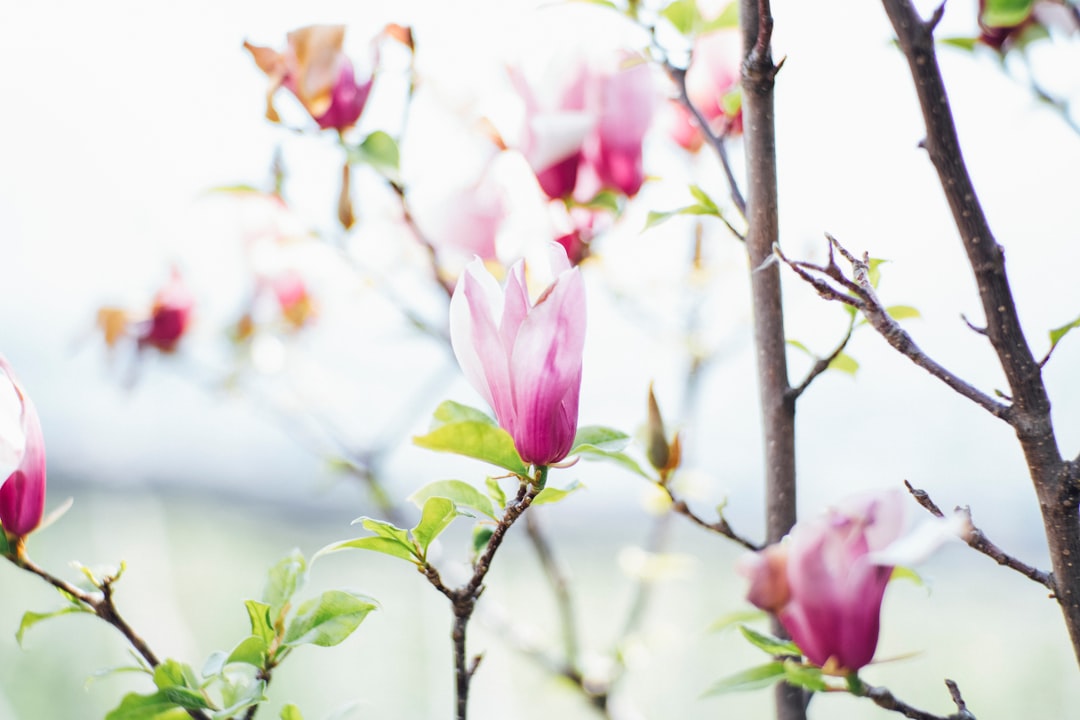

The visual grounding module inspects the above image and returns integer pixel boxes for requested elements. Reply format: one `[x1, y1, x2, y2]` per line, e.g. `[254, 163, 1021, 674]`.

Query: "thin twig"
[787, 319, 855, 401]
[9, 554, 212, 720]
[665, 492, 760, 551]
[903, 481, 1054, 591]
[776, 236, 1012, 421]
[861, 679, 976, 720]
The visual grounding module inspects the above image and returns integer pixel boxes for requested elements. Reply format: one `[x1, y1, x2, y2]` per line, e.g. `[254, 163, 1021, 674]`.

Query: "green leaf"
[412, 496, 459, 556]
[572, 446, 651, 478]
[1049, 313, 1080, 351]
[226, 635, 269, 668]
[201, 652, 228, 679]
[85, 665, 151, 690]
[431, 400, 495, 428]
[885, 305, 921, 321]
[105, 691, 189, 720]
[472, 526, 495, 557]
[643, 204, 720, 231]
[570, 426, 631, 454]
[661, 0, 701, 34]
[204, 184, 262, 196]
[348, 131, 400, 180]
[414, 421, 527, 475]
[16, 606, 89, 645]
[982, 0, 1034, 27]
[786, 339, 811, 357]
[708, 609, 768, 633]
[720, 86, 742, 117]
[688, 185, 719, 213]
[213, 671, 266, 718]
[244, 600, 275, 645]
[533, 480, 584, 506]
[738, 625, 801, 656]
[702, 1, 739, 30]
[782, 659, 828, 692]
[409, 480, 496, 520]
[283, 590, 378, 648]
[153, 660, 208, 710]
[262, 549, 307, 622]
[281, 705, 305, 720]
[827, 352, 859, 376]
[702, 662, 785, 696]
[576, 189, 620, 213]
[316, 536, 419, 564]
[867, 258, 887, 288]
[939, 36, 979, 52]
[0, 529, 9, 555]
[355, 517, 411, 545]
[486, 476, 508, 509]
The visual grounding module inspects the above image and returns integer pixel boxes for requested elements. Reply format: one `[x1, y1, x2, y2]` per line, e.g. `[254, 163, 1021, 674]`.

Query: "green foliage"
[16, 605, 89, 646]
[738, 624, 801, 656]
[661, 0, 738, 35]
[1048, 313, 1080, 354]
[431, 400, 495, 426]
[244, 600, 276, 645]
[282, 590, 378, 649]
[105, 691, 192, 720]
[472, 526, 495, 557]
[981, 0, 1035, 27]
[939, 36, 980, 52]
[569, 426, 651, 478]
[226, 635, 269, 668]
[533, 480, 584, 506]
[781, 659, 827, 692]
[262, 548, 307, 622]
[412, 497, 460, 558]
[885, 305, 921, 321]
[485, 476, 508, 509]
[409, 479, 497, 520]
[347, 131, 401, 181]
[827, 352, 859, 376]
[707, 609, 768, 633]
[702, 661, 785, 696]
[414, 421, 527, 475]
[644, 185, 729, 231]
[281, 705, 305, 720]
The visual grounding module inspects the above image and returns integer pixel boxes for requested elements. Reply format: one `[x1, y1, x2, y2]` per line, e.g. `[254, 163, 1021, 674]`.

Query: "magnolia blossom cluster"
[739, 490, 963, 673]
[450, 244, 586, 466]
[97, 271, 195, 354]
[245, 25, 374, 131]
[513, 53, 656, 202]
[669, 31, 743, 151]
[0, 358, 46, 541]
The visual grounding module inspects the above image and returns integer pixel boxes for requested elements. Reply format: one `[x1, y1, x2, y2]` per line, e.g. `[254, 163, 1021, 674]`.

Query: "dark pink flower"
[245, 25, 374, 131]
[450, 244, 586, 466]
[139, 271, 194, 353]
[0, 357, 46, 540]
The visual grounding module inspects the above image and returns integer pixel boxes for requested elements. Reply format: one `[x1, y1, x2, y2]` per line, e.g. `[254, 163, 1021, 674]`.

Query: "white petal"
[867, 511, 970, 567]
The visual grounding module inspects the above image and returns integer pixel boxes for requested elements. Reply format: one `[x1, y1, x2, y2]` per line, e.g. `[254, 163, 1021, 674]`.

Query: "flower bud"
[0, 357, 46, 541]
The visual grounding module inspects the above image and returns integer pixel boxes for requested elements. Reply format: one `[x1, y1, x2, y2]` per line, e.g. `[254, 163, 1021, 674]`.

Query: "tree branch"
[859, 678, 976, 720]
[879, 0, 1080, 665]
[903, 481, 1054, 591]
[787, 319, 855, 401]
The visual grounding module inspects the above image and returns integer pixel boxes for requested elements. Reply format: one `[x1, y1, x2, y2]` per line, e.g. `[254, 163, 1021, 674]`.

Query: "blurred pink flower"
[0, 357, 46, 541]
[245, 25, 374, 131]
[739, 491, 918, 673]
[450, 244, 586, 466]
[513, 53, 656, 201]
[263, 269, 317, 331]
[139, 271, 194, 353]
[670, 31, 742, 151]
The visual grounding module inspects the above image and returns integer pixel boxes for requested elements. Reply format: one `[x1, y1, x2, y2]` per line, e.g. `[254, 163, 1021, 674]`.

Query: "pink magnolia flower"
[513, 53, 656, 201]
[739, 490, 962, 673]
[245, 25, 374, 131]
[670, 31, 742, 151]
[450, 244, 586, 466]
[0, 357, 46, 540]
[263, 270, 317, 331]
[139, 271, 194, 353]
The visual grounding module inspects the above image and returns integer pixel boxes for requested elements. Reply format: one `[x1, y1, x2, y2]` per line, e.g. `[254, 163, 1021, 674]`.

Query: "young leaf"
[782, 659, 828, 692]
[786, 339, 812, 357]
[412, 496, 459, 556]
[225, 635, 269, 669]
[16, 606, 90, 645]
[472, 526, 495, 557]
[316, 536, 419, 564]
[939, 36, 979, 51]
[201, 651, 228, 679]
[885, 305, 921, 321]
[414, 421, 527, 475]
[408, 480, 496, 520]
[280, 705, 305, 720]
[244, 600, 275, 645]
[981, 0, 1034, 27]
[533, 480, 584, 506]
[153, 660, 208, 710]
[688, 184, 719, 213]
[485, 476, 508, 509]
[105, 691, 188, 720]
[355, 517, 412, 546]
[661, 0, 702, 34]
[262, 549, 307, 622]
[1049, 313, 1080, 351]
[431, 400, 495, 428]
[572, 446, 651, 478]
[738, 624, 801, 656]
[827, 352, 859, 376]
[0, 529, 8, 555]
[283, 590, 378, 648]
[702, 662, 786, 696]
[348, 131, 400, 180]
[708, 609, 768, 633]
[570, 426, 631, 454]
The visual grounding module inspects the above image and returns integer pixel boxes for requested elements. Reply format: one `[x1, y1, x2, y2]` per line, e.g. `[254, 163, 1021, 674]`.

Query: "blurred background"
[1, 0, 1079, 718]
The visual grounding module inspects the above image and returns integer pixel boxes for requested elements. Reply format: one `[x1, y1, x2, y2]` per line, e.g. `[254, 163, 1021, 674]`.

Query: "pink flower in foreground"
[670, 31, 742, 151]
[245, 25, 374, 131]
[739, 490, 962, 673]
[513, 53, 656, 201]
[139, 271, 194, 353]
[0, 357, 46, 540]
[450, 244, 586, 466]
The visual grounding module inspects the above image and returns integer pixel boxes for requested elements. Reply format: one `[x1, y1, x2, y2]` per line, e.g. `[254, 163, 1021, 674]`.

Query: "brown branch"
[861, 678, 976, 720]
[10, 553, 211, 720]
[661, 61, 747, 218]
[880, 0, 1080, 665]
[421, 478, 541, 720]
[666, 494, 761, 551]
[903, 481, 1054, 591]
[777, 236, 1011, 421]
[787, 319, 855, 401]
